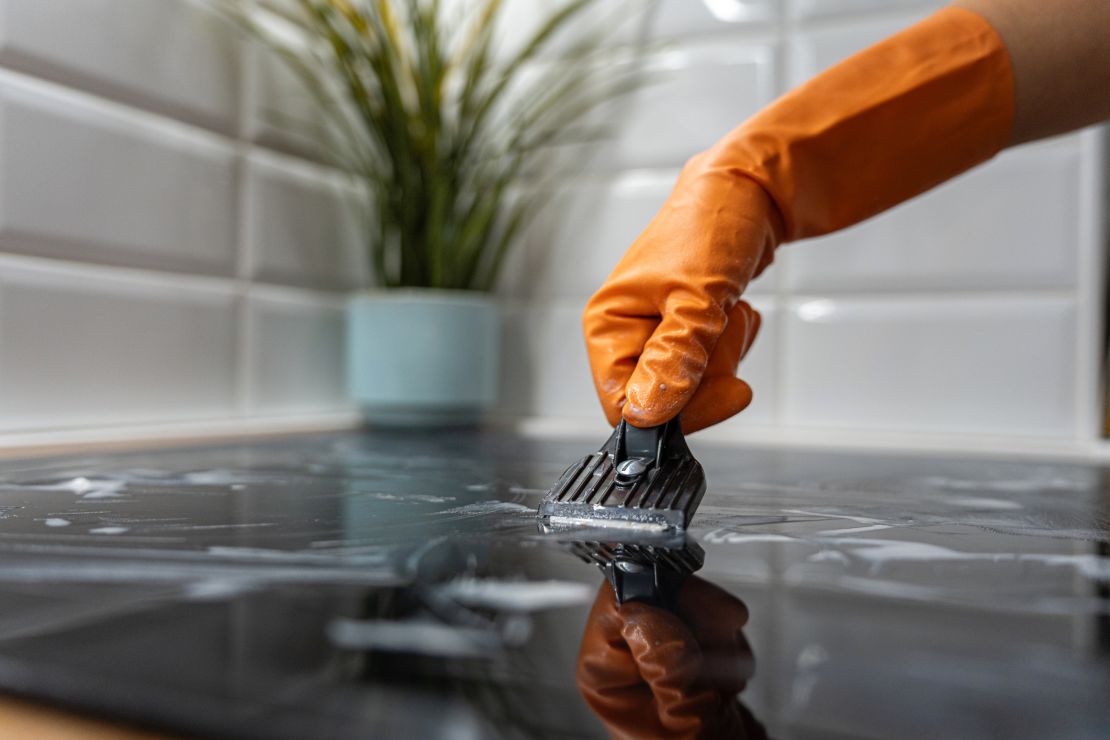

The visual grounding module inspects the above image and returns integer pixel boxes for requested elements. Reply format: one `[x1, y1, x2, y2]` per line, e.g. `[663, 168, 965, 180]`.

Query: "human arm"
[958, 0, 1110, 144]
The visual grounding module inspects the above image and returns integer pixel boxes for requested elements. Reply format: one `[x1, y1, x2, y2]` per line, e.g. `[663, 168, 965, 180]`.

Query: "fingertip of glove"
[623, 377, 692, 429]
[621, 404, 674, 430]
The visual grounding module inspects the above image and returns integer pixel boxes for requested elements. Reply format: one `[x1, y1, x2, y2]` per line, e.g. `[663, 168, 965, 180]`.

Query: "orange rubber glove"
[576, 578, 766, 739]
[583, 6, 1015, 433]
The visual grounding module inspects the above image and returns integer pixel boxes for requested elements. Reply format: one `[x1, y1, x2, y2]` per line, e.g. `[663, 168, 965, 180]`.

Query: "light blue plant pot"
[347, 290, 500, 426]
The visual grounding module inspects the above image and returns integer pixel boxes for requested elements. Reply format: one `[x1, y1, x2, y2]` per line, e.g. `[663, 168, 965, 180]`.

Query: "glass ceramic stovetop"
[0, 429, 1107, 739]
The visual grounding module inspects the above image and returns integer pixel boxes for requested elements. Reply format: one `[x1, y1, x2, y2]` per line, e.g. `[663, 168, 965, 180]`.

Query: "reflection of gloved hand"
[576, 577, 766, 739]
[583, 7, 1014, 433]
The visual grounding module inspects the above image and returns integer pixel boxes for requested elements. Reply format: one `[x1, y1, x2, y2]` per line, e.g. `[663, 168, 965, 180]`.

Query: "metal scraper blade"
[538, 417, 706, 533]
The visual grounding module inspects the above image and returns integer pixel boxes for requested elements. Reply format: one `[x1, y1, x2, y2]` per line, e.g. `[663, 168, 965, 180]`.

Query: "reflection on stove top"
[0, 429, 1107, 738]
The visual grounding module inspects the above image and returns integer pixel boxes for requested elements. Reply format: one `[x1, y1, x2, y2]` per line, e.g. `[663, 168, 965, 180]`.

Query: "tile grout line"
[233, 23, 257, 420]
[772, 0, 794, 431]
[0, 41, 349, 183]
[1072, 126, 1109, 440]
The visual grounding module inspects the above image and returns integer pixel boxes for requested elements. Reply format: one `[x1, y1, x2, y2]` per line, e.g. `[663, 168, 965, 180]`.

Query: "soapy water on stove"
[0, 477, 127, 500]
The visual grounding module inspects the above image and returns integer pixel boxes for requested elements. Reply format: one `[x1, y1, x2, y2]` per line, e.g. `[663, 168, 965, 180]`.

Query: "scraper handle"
[620, 421, 662, 462]
[613, 417, 690, 487]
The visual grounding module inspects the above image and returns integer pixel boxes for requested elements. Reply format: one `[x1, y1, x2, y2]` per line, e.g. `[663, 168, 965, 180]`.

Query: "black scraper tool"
[538, 417, 706, 532]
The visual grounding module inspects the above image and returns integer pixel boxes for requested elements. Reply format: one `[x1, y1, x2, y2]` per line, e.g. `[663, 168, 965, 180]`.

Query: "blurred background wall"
[0, 0, 1104, 453]
[0, 0, 367, 443]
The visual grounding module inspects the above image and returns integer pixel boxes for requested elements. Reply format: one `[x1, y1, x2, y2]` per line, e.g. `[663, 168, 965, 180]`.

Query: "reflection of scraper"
[539, 417, 707, 607]
[538, 417, 706, 532]
[558, 531, 704, 609]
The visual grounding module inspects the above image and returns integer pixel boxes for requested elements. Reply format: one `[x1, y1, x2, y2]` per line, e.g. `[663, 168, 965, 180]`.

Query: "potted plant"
[222, 0, 638, 425]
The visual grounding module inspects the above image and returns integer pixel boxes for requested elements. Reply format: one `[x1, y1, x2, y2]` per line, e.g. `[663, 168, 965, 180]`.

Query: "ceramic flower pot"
[346, 289, 499, 426]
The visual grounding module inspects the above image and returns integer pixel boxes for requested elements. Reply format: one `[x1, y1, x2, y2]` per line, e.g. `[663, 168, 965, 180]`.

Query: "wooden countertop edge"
[0, 696, 180, 740]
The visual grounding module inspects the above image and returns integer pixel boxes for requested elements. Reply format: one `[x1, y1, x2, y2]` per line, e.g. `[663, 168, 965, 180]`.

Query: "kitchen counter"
[0, 428, 1106, 739]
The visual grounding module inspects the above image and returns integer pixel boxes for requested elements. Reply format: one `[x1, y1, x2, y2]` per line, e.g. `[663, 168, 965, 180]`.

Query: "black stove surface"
[0, 428, 1107, 739]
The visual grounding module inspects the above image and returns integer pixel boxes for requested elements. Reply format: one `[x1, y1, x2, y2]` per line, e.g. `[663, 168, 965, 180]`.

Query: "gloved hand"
[576, 577, 766, 739]
[583, 6, 1015, 433]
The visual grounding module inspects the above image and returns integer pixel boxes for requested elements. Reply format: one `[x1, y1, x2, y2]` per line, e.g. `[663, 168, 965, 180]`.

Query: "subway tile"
[0, 264, 237, 430]
[502, 174, 672, 301]
[246, 42, 333, 162]
[0, 0, 240, 132]
[553, 41, 776, 172]
[503, 172, 777, 301]
[0, 74, 238, 275]
[501, 298, 778, 426]
[496, 0, 775, 55]
[500, 302, 598, 421]
[650, 0, 777, 35]
[782, 138, 1082, 293]
[246, 152, 369, 290]
[788, 11, 936, 85]
[782, 296, 1077, 437]
[606, 43, 776, 170]
[737, 298, 779, 426]
[247, 294, 349, 413]
[790, 0, 943, 22]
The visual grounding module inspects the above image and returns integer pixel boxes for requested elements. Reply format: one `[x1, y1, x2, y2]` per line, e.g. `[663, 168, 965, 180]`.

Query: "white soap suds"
[947, 497, 1023, 510]
[702, 529, 798, 545]
[818, 524, 895, 536]
[327, 618, 501, 657]
[439, 501, 532, 516]
[0, 477, 127, 499]
[783, 509, 887, 526]
[63, 477, 126, 499]
[507, 486, 546, 496]
[831, 537, 1110, 581]
[43, 518, 70, 527]
[439, 578, 592, 612]
[184, 579, 252, 600]
[363, 491, 456, 503]
[920, 475, 1088, 494]
[807, 550, 851, 565]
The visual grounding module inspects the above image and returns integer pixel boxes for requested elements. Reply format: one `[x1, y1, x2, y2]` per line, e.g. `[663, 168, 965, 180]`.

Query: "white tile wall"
[0, 0, 362, 437]
[0, 262, 238, 430]
[789, 0, 942, 22]
[781, 295, 1078, 437]
[495, 0, 776, 58]
[0, 72, 239, 275]
[651, 0, 776, 34]
[501, 302, 598, 421]
[245, 151, 368, 290]
[783, 137, 1082, 293]
[0, 0, 241, 132]
[246, 293, 347, 413]
[584, 42, 778, 171]
[245, 41, 332, 162]
[786, 12, 931, 79]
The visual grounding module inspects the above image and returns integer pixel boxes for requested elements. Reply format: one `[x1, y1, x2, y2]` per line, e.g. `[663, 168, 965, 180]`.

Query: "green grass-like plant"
[222, 0, 642, 291]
